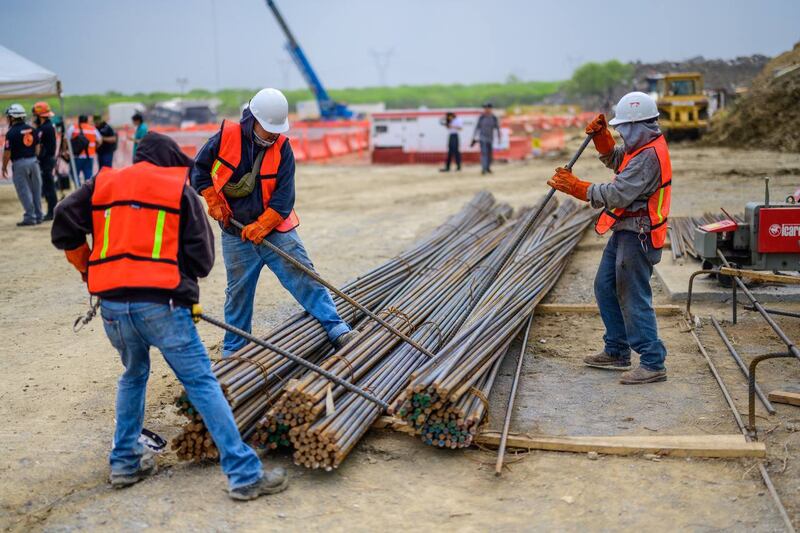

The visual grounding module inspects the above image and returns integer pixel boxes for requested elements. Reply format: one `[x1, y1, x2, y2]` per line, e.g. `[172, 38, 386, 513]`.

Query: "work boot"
[583, 352, 631, 371]
[333, 330, 358, 350]
[228, 467, 289, 501]
[109, 454, 157, 489]
[620, 366, 667, 385]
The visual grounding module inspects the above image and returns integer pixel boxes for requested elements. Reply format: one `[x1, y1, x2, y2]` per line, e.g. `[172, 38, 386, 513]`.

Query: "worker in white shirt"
[440, 111, 462, 172]
[66, 115, 103, 187]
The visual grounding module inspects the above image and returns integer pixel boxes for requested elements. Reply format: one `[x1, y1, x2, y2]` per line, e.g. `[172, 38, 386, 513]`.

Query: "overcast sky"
[4, 0, 799, 95]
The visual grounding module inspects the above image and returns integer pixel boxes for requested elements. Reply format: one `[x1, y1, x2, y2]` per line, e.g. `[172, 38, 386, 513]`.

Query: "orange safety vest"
[209, 120, 299, 232]
[594, 135, 672, 249]
[87, 162, 187, 294]
[72, 123, 98, 157]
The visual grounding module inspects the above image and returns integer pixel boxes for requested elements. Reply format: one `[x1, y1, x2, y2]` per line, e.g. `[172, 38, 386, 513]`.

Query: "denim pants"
[100, 301, 263, 489]
[479, 140, 493, 172]
[97, 152, 114, 169]
[221, 229, 349, 356]
[594, 230, 667, 371]
[11, 157, 42, 223]
[73, 157, 94, 187]
[445, 133, 461, 170]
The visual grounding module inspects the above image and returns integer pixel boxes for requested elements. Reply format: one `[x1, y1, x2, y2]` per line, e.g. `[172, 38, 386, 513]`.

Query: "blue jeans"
[100, 301, 263, 489]
[479, 140, 493, 172]
[594, 230, 667, 371]
[221, 229, 349, 356]
[97, 152, 114, 169]
[72, 157, 94, 188]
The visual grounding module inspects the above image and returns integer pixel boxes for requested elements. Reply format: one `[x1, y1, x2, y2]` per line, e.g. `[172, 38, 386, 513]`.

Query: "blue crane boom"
[266, 0, 352, 120]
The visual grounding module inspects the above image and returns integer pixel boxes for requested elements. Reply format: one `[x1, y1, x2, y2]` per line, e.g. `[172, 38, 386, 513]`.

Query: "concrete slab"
[654, 257, 800, 303]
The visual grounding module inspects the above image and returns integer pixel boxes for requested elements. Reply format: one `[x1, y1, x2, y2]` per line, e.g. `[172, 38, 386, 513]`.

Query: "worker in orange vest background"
[50, 131, 288, 500]
[191, 88, 357, 357]
[66, 115, 102, 187]
[547, 92, 671, 385]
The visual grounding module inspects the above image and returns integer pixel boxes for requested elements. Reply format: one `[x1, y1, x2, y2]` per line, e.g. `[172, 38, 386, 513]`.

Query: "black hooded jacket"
[51, 132, 215, 306]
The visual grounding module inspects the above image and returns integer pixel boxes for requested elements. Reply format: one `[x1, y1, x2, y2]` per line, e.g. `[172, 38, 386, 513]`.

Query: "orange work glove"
[584, 113, 615, 155]
[547, 167, 591, 202]
[201, 187, 232, 226]
[241, 208, 284, 245]
[65, 242, 91, 282]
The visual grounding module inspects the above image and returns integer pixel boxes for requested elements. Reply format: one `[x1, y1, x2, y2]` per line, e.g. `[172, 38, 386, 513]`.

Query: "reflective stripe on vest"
[210, 120, 300, 233]
[73, 124, 98, 156]
[594, 135, 672, 249]
[87, 162, 187, 294]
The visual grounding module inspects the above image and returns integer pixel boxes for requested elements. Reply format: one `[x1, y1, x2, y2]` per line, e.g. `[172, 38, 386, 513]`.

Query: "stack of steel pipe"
[669, 213, 741, 260]
[393, 201, 594, 448]
[171, 191, 500, 461]
[255, 201, 515, 462]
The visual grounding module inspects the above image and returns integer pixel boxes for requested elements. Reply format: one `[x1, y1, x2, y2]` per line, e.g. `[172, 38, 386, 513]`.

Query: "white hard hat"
[249, 88, 289, 134]
[608, 91, 659, 126]
[4, 103, 26, 119]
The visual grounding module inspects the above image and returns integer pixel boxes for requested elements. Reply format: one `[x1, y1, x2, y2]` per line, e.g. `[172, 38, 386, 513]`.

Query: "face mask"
[613, 122, 633, 143]
[253, 131, 275, 148]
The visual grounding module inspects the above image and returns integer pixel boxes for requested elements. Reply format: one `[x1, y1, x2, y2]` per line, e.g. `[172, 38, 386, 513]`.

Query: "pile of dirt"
[632, 54, 770, 92]
[705, 42, 800, 152]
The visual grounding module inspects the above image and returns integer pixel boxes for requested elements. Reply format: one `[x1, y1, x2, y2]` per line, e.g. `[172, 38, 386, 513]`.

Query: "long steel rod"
[495, 312, 533, 476]
[717, 250, 800, 361]
[196, 312, 389, 409]
[690, 326, 795, 533]
[229, 218, 436, 360]
[709, 316, 775, 414]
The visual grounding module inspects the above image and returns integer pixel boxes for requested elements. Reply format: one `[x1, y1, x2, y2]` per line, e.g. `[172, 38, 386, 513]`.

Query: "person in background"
[439, 111, 462, 172]
[50, 131, 288, 499]
[131, 113, 148, 159]
[33, 102, 58, 221]
[472, 102, 501, 175]
[67, 115, 102, 187]
[2, 104, 42, 226]
[94, 114, 117, 169]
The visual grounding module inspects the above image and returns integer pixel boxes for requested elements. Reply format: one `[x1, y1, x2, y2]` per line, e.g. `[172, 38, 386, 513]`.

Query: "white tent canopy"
[0, 44, 59, 97]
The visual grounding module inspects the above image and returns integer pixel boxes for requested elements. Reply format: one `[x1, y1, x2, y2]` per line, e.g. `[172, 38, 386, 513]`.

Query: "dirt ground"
[1, 141, 800, 532]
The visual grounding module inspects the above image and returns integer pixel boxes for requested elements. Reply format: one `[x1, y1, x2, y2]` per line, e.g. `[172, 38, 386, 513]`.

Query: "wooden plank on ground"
[718, 267, 800, 285]
[535, 303, 682, 316]
[768, 390, 800, 407]
[475, 432, 766, 458]
[372, 416, 415, 435]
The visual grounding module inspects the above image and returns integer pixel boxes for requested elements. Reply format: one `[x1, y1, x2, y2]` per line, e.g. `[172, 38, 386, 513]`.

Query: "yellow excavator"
[647, 72, 709, 139]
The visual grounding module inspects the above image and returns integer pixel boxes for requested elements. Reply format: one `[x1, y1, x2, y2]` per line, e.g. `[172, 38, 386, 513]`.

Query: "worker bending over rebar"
[547, 92, 671, 385]
[51, 132, 288, 499]
[191, 88, 356, 357]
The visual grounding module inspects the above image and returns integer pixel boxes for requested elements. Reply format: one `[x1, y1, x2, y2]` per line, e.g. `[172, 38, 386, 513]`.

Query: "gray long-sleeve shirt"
[587, 120, 663, 233]
[473, 113, 500, 143]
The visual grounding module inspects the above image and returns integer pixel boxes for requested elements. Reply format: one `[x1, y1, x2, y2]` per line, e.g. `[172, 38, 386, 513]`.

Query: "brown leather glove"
[547, 167, 591, 202]
[584, 114, 615, 155]
[241, 208, 284, 244]
[65, 242, 91, 282]
[201, 187, 232, 226]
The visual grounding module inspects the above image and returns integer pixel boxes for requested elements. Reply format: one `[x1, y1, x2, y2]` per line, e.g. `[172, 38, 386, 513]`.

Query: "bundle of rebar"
[255, 200, 516, 466]
[669, 213, 742, 260]
[393, 201, 594, 448]
[171, 191, 500, 461]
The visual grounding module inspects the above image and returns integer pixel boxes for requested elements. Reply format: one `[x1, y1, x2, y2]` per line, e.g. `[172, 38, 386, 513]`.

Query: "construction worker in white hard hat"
[547, 91, 672, 385]
[3, 103, 43, 226]
[191, 88, 357, 357]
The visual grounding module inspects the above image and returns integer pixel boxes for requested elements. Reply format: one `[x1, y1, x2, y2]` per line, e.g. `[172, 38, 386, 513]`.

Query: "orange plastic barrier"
[179, 145, 198, 158]
[306, 139, 331, 160]
[324, 134, 349, 157]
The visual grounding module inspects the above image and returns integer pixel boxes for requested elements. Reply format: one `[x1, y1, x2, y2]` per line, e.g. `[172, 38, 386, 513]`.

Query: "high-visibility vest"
[87, 162, 186, 294]
[209, 120, 299, 232]
[594, 135, 672, 249]
[72, 123, 98, 156]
